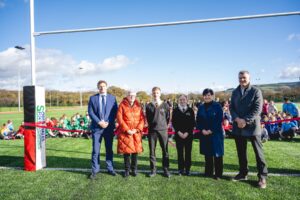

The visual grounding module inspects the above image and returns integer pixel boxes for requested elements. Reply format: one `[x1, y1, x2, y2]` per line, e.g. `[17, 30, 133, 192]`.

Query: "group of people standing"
[88, 70, 268, 189]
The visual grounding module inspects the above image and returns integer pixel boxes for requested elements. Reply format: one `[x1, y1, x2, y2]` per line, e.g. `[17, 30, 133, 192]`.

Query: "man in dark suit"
[88, 80, 118, 179]
[146, 87, 171, 178]
[230, 71, 268, 189]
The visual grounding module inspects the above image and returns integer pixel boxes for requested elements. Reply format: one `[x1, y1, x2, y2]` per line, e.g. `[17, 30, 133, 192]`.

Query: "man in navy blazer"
[88, 80, 118, 179]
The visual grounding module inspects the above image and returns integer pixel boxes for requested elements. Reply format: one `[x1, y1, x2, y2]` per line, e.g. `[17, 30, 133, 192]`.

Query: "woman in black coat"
[196, 89, 224, 180]
[172, 95, 196, 176]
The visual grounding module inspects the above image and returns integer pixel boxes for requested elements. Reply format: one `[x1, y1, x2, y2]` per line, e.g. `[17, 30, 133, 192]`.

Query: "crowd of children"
[1, 98, 299, 141]
[0, 112, 92, 140]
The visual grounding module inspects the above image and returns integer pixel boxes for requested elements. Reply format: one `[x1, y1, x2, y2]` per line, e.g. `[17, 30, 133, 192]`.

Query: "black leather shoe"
[108, 170, 117, 176]
[232, 173, 248, 182]
[185, 171, 191, 176]
[89, 173, 96, 180]
[131, 170, 137, 177]
[163, 170, 171, 178]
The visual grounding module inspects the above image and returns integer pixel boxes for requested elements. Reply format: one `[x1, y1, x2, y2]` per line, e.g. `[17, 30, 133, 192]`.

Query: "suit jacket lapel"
[94, 94, 100, 118]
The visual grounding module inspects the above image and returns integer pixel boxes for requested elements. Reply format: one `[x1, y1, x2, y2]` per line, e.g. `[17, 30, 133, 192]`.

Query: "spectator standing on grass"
[268, 101, 278, 114]
[223, 105, 232, 123]
[230, 70, 268, 189]
[146, 86, 171, 178]
[117, 90, 145, 177]
[196, 88, 224, 180]
[88, 80, 118, 179]
[172, 94, 195, 176]
[262, 99, 269, 116]
[282, 97, 299, 118]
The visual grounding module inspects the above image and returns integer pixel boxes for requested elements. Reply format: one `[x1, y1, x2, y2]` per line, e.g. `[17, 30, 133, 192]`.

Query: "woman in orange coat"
[117, 91, 145, 177]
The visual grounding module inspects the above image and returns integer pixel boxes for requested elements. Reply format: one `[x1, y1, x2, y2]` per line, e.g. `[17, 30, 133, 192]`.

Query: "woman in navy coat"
[196, 88, 224, 179]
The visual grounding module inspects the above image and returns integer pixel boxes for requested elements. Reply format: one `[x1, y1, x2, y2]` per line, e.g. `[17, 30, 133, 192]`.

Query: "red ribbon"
[24, 122, 88, 133]
[262, 117, 300, 125]
[23, 117, 299, 135]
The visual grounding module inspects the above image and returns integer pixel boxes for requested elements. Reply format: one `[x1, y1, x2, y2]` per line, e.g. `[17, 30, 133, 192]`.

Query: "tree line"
[0, 84, 299, 107]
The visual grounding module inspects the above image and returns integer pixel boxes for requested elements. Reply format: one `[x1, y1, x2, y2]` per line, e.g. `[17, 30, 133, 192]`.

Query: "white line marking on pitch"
[1, 167, 300, 177]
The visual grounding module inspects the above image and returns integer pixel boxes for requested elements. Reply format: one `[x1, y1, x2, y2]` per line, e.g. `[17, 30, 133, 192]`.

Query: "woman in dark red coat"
[117, 91, 145, 177]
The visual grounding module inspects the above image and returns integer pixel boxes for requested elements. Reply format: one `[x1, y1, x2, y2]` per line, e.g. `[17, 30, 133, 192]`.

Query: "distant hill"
[223, 81, 300, 102]
[225, 81, 300, 93]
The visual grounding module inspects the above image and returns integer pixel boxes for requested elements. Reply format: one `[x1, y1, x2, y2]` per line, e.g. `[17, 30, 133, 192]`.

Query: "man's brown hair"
[97, 80, 107, 88]
[152, 86, 161, 92]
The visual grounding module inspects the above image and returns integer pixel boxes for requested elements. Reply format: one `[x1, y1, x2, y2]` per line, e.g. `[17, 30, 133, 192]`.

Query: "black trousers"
[175, 135, 193, 172]
[148, 130, 169, 171]
[234, 135, 268, 179]
[124, 153, 137, 171]
[282, 129, 296, 138]
[204, 156, 223, 178]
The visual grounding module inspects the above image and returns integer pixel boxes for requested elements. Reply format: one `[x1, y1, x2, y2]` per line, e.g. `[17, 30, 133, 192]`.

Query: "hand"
[235, 118, 246, 129]
[178, 131, 184, 139]
[127, 130, 134, 135]
[238, 119, 246, 129]
[182, 132, 189, 139]
[99, 121, 109, 129]
[202, 130, 208, 136]
[131, 129, 137, 134]
[207, 130, 212, 135]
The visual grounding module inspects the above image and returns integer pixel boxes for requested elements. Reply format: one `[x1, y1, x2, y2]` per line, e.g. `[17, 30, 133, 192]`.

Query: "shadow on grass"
[1, 155, 300, 176]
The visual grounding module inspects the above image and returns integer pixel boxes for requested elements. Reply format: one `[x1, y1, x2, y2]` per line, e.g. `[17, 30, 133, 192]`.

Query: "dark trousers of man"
[269, 131, 280, 140]
[124, 153, 137, 172]
[204, 156, 223, 177]
[91, 129, 114, 174]
[234, 135, 268, 179]
[175, 135, 193, 172]
[148, 130, 169, 172]
[282, 129, 296, 139]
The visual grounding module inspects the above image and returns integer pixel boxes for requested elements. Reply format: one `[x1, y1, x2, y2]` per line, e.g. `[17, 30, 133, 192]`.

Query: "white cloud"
[0, 0, 5, 8]
[279, 64, 300, 79]
[287, 33, 300, 41]
[101, 55, 132, 71]
[0, 45, 134, 90]
[77, 55, 132, 75]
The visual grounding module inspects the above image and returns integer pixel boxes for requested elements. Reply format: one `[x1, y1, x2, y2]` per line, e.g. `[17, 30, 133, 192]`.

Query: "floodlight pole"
[30, 0, 36, 85]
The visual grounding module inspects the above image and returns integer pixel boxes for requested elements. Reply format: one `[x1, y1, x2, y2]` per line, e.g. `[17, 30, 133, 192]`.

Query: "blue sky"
[0, 0, 300, 93]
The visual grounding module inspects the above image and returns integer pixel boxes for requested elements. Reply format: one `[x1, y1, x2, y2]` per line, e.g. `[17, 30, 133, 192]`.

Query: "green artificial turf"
[0, 138, 300, 200]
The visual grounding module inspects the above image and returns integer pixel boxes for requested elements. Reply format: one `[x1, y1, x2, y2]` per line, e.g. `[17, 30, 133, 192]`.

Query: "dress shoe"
[258, 178, 267, 189]
[232, 173, 248, 182]
[149, 171, 156, 178]
[131, 170, 137, 177]
[163, 170, 171, 178]
[89, 173, 97, 180]
[108, 170, 117, 176]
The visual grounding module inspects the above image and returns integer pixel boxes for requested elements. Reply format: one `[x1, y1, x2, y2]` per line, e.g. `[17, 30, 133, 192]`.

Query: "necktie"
[182, 108, 185, 112]
[101, 95, 106, 119]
